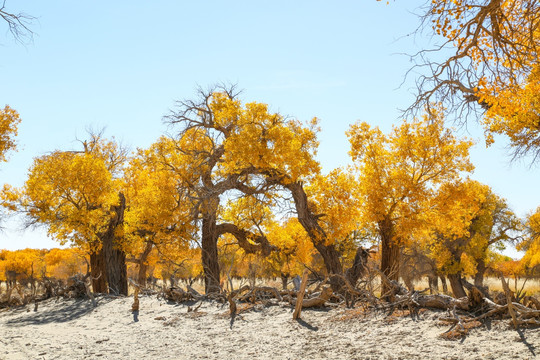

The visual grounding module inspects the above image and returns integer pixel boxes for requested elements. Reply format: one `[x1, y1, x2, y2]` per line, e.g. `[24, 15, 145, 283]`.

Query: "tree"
[162, 85, 320, 293]
[428, 179, 488, 297]
[426, 179, 519, 297]
[467, 187, 521, 287]
[122, 144, 196, 287]
[404, 0, 540, 158]
[5, 134, 130, 295]
[347, 110, 474, 298]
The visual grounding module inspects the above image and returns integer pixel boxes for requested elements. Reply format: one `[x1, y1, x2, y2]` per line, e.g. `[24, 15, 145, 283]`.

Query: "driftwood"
[302, 285, 333, 308]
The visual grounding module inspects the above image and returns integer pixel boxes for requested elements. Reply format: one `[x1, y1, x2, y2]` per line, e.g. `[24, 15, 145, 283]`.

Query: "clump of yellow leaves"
[0, 105, 21, 162]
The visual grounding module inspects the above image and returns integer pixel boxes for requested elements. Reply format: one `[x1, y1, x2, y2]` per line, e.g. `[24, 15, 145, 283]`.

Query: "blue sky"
[1, 1, 538, 257]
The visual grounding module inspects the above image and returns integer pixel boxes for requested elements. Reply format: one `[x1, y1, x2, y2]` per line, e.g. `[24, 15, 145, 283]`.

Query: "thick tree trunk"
[379, 218, 400, 300]
[100, 192, 128, 296]
[201, 197, 221, 294]
[284, 181, 343, 291]
[103, 241, 127, 295]
[90, 250, 107, 293]
[474, 259, 487, 288]
[345, 246, 369, 287]
[448, 273, 467, 298]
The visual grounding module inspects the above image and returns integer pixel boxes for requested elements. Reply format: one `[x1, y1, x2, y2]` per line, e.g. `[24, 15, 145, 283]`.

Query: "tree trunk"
[428, 275, 439, 294]
[345, 246, 369, 287]
[448, 273, 467, 298]
[280, 273, 289, 290]
[474, 259, 487, 288]
[379, 218, 400, 300]
[201, 197, 221, 294]
[90, 250, 107, 293]
[100, 192, 128, 296]
[284, 181, 344, 291]
[103, 241, 127, 295]
[440, 275, 448, 293]
[137, 242, 153, 287]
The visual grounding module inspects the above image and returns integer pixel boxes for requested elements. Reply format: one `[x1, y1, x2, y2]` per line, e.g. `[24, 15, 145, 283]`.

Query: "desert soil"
[0, 295, 538, 359]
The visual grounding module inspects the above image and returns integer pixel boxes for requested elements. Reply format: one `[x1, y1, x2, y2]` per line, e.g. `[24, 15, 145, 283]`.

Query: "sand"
[0, 295, 538, 359]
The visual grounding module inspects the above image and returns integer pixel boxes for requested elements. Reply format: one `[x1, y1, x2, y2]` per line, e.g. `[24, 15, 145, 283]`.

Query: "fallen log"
[302, 285, 333, 308]
[397, 293, 470, 311]
[163, 287, 193, 303]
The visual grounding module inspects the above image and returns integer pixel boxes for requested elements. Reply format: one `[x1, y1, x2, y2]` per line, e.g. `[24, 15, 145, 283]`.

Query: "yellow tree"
[122, 144, 197, 286]
[466, 186, 521, 287]
[266, 219, 317, 289]
[347, 110, 474, 297]
[428, 179, 488, 297]
[162, 85, 320, 293]
[44, 248, 87, 280]
[4, 134, 130, 294]
[427, 179, 520, 297]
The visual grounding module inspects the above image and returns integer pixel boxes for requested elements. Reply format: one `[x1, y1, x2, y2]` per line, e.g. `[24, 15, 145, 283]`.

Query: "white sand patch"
[0, 296, 537, 359]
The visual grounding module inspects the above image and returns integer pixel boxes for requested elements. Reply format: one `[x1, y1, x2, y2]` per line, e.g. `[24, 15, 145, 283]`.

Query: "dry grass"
[408, 276, 540, 297]
[484, 277, 540, 296]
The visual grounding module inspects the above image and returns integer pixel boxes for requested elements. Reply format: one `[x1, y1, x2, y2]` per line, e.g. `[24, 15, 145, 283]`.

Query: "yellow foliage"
[0, 105, 20, 162]
[122, 143, 196, 258]
[347, 110, 474, 245]
[521, 208, 540, 269]
[418, 0, 540, 154]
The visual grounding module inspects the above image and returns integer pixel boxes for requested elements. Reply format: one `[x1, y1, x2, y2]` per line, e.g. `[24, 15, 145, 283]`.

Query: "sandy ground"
[0, 295, 538, 360]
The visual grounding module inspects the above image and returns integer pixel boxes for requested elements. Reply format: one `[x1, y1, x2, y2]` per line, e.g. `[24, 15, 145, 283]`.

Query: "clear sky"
[1, 1, 538, 257]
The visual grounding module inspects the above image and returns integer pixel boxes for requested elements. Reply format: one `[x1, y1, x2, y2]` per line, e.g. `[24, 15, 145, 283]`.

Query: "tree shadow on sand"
[516, 328, 536, 357]
[295, 318, 319, 331]
[4, 297, 115, 327]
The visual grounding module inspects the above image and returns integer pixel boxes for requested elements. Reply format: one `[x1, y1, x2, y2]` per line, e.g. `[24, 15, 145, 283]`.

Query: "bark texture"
[89, 250, 107, 293]
[201, 198, 221, 294]
[100, 192, 128, 296]
[379, 218, 400, 300]
[448, 273, 467, 299]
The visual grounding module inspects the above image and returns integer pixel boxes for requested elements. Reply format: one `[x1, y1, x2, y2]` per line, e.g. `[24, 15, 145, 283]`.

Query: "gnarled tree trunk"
[201, 197, 221, 294]
[90, 249, 107, 293]
[284, 181, 344, 291]
[100, 192, 128, 296]
[379, 217, 400, 300]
